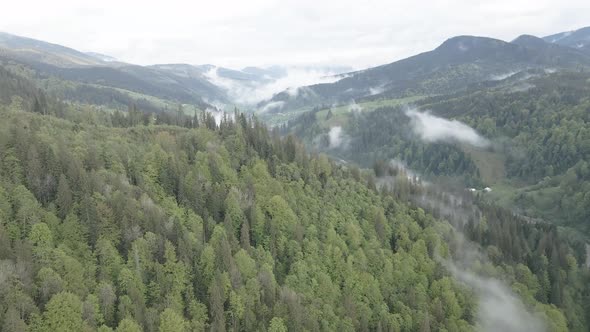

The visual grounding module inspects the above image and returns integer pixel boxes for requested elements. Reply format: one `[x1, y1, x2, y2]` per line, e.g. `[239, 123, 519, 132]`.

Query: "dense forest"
[0, 101, 482, 332]
[374, 161, 590, 330]
[0, 74, 589, 331]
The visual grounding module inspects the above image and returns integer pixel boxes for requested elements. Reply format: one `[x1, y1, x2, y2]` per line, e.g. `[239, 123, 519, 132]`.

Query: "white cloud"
[406, 109, 490, 147]
[0, 1, 588, 69]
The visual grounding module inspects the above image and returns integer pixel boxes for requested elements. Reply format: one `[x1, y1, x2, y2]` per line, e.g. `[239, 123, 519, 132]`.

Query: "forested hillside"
[283, 71, 590, 236]
[283, 105, 482, 184]
[0, 32, 225, 113]
[421, 71, 590, 233]
[0, 77, 589, 331]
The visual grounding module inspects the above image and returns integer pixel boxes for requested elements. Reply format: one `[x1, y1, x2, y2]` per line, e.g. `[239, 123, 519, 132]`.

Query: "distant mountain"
[0, 32, 343, 110]
[262, 34, 590, 113]
[0, 55, 227, 107]
[511, 34, 590, 64]
[543, 26, 590, 54]
[0, 32, 230, 109]
[0, 32, 104, 67]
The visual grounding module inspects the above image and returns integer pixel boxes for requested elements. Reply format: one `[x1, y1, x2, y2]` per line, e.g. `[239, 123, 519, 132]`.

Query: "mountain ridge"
[259, 32, 590, 115]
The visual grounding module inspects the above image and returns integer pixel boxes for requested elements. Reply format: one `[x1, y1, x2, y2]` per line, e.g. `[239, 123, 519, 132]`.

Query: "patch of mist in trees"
[368, 84, 386, 96]
[328, 126, 343, 148]
[405, 108, 490, 148]
[312, 125, 350, 151]
[489, 71, 519, 81]
[375, 159, 479, 226]
[206, 108, 235, 126]
[348, 100, 363, 113]
[374, 159, 548, 332]
[443, 235, 547, 332]
[258, 101, 285, 114]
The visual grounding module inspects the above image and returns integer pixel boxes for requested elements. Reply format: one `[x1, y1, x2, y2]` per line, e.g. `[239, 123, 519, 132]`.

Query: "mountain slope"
[544, 26, 590, 54]
[264, 34, 590, 114]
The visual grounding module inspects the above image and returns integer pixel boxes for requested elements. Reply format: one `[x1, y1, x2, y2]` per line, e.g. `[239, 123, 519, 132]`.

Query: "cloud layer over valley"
[204, 66, 345, 107]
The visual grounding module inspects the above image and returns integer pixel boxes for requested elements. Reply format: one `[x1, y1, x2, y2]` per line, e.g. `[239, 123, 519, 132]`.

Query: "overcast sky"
[1, 0, 588, 70]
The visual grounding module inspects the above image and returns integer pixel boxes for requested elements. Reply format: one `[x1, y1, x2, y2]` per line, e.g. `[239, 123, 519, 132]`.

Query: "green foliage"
[0, 100, 587, 332]
[115, 318, 142, 332]
[422, 71, 590, 232]
[41, 292, 84, 332]
[268, 317, 288, 332]
[159, 308, 187, 332]
[286, 71, 590, 236]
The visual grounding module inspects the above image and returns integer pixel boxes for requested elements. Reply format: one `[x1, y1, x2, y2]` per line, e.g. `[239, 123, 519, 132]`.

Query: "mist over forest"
[0, 4, 590, 332]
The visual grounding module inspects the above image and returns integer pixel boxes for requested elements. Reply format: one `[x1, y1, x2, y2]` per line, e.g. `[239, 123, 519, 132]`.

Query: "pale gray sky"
[1, 0, 588, 69]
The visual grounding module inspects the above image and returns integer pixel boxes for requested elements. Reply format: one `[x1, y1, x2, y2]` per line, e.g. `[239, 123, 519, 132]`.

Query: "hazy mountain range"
[0, 26, 589, 115]
[0, 31, 351, 111]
